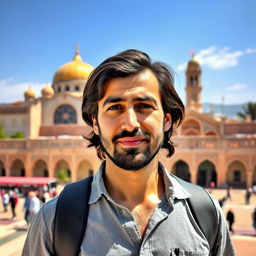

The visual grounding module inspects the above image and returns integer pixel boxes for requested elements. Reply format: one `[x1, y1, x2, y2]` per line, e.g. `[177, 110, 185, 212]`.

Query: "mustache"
[112, 129, 150, 143]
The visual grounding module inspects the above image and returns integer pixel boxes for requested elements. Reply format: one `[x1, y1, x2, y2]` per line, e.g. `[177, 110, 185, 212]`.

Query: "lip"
[116, 137, 145, 147]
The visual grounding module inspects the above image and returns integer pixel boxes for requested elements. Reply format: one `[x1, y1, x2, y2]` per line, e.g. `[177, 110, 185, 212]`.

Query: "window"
[54, 104, 77, 124]
[65, 86, 70, 91]
[75, 86, 80, 91]
[233, 170, 241, 182]
[57, 86, 61, 93]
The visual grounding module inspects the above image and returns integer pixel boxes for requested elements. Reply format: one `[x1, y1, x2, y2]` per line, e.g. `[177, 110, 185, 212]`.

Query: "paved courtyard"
[0, 188, 255, 255]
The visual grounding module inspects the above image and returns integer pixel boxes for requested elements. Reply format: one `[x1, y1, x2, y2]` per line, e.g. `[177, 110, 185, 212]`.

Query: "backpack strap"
[172, 175, 218, 253]
[53, 176, 93, 256]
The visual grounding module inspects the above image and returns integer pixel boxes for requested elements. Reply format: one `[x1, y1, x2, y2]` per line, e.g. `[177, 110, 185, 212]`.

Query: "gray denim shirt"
[22, 162, 235, 256]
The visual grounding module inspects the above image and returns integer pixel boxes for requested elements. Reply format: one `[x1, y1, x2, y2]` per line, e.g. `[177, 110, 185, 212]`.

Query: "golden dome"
[187, 57, 201, 71]
[41, 84, 54, 98]
[53, 48, 94, 83]
[24, 87, 36, 101]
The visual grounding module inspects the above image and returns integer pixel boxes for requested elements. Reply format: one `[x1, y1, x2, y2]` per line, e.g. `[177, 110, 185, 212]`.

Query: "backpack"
[53, 175, 218, 256]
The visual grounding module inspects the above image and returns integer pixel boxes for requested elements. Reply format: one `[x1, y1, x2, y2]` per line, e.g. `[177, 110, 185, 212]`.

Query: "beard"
[99, 128, 163, 170]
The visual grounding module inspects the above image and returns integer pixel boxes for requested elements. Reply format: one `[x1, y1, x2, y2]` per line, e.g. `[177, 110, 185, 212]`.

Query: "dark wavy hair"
[82, 49, 184, 159]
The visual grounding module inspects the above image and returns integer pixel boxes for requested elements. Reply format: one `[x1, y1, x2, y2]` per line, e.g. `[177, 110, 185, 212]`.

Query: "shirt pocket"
[170, 248, 209, 256]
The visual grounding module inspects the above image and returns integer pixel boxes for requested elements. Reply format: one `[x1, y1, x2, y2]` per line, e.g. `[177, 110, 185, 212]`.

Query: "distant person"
[226, 184, 232, 200]
[252, 208, 256, 236]
[218, 196, 226, 208]
[9, 190, 18, 219]
[245, 188, 251, 205]
[2, 190, 10, 213]
[23, 191, 31, 225]
[226, 209, 235, 234]
[28, 191, 40, 222]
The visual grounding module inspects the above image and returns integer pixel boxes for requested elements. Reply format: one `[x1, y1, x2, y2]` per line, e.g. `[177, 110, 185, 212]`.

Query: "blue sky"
[0, 0, 255, 104]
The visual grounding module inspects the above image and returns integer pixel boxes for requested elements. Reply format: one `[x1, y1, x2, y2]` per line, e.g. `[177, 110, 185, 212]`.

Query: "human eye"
[136, 103, 155, 110]
[107, 104, 122, 111]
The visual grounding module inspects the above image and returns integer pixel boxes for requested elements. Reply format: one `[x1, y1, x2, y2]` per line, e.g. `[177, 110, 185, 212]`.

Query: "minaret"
[185, 55, 202, 112]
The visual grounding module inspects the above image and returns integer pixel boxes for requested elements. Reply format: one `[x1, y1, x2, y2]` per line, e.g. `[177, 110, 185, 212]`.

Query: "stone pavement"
[0, 189, 256, 256]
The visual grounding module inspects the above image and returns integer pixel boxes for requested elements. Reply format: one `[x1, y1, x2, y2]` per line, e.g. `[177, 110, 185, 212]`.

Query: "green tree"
[10, 131, 25, 138]
[0, 124, 7, 138]
[237, 102, 256, 121]
[56, 169, 71, 182]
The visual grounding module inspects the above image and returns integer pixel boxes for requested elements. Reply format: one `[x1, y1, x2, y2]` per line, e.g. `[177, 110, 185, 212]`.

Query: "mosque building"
[0, 49, 255, 188]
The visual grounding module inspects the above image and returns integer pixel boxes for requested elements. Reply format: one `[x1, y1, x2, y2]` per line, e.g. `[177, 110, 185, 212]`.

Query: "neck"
[103, 157, 164, 210]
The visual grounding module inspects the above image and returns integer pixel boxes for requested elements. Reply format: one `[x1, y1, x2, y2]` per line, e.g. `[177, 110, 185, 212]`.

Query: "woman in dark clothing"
[9, 191, 19, 219]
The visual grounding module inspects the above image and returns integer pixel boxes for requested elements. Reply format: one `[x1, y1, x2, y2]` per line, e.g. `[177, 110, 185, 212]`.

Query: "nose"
[121, 108, 140, 132]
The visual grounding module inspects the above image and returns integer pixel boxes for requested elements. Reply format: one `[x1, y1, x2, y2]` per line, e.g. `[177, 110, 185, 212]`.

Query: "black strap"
[53, 176, 93, 256]
[172, 175, 218, 253]
[53, 174, 218, 255]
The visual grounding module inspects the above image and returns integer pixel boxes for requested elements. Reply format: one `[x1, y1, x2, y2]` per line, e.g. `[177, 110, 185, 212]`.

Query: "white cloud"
[226, 83, 247, 91]
[246, 48, 256, 54]
[177, 46, 255, 71]
[0, 78, 47, 103]
[177, 63, 187, 71]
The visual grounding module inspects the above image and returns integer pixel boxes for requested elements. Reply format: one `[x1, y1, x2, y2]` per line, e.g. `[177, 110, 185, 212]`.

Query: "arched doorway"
[0, 160, 5, 176]
[226, 160, 247, 188]
[33, 160, 48, 177]
[77, 160, 94, 181]
[10, 159, 25, 176]
[197, 160, 217, 187]
[54, 160, 71, 182]
[181, 119, 201, 135]
[173, 160, 191, 182]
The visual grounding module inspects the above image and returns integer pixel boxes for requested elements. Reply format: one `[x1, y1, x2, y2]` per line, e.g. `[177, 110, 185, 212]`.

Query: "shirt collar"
[158, 162, 191, 205]
[89, 161, 191, 205]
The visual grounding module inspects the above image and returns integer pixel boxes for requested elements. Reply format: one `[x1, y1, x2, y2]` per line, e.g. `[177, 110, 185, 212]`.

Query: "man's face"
[92, 69, 172, 170]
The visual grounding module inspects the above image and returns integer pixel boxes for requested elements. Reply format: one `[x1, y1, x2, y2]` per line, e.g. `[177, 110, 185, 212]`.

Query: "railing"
[0, 137, 255, 151]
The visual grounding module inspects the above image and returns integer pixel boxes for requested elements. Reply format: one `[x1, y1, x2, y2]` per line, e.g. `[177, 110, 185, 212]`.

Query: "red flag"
[187, 50, 195, 55]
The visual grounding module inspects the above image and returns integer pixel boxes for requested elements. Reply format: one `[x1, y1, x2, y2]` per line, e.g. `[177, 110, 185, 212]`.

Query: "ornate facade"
[0, 51, 255, 188]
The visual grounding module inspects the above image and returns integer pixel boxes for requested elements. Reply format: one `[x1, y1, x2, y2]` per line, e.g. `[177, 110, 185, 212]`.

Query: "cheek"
[142, 115, 165, 134]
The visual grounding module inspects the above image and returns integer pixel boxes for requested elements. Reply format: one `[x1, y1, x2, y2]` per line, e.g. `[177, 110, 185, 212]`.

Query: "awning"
[0, 176, 57, 186]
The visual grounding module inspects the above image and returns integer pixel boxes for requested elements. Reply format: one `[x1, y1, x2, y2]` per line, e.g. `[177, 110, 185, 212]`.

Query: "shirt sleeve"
[22, 197, 57, 256]
[212, 198, 236, 256]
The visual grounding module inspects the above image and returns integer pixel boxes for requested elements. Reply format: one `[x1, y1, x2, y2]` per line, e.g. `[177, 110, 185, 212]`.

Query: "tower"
[185, 56, 202, 112]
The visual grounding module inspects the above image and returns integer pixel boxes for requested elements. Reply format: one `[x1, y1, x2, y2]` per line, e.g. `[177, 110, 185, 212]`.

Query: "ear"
[92, 117, 99, 135]
[164, 113, 172, 131]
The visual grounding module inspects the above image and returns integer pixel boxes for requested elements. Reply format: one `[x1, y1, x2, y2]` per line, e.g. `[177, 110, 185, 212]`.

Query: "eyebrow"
[103, 96, 157, 107]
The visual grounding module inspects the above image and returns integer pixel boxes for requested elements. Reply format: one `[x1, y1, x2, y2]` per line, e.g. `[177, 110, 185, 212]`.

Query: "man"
[28, 191, 40, 220]
[23, 49, 235, 255]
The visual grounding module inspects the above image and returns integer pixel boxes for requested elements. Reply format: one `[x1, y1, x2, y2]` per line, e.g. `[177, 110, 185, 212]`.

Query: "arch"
[226, 160, 247, 188]
[10, 159, 25, 176]
[76, 160, 94, 181]
[54, 159, 71, 182]
[0, 160, 6, 176]
[205, 131, 218, 136]
[172, 160, 191, 182]
[181, 118, 201, 136]
[54, 104, 77, 124]
[32, 159, 48, 177]
[252, 166, 256, 186]
[197, 160, 217, 188]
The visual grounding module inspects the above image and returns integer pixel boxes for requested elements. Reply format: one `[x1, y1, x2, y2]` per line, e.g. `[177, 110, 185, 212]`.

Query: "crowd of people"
[0, 186, 58, 226]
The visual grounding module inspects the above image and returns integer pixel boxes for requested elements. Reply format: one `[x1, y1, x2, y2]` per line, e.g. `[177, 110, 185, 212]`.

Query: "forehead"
[100, 69, 161, 102]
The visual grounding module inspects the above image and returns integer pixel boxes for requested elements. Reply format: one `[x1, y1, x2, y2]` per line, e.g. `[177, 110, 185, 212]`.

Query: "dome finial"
[73, 43, 82, 61]
[75, 42, 80, 56]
